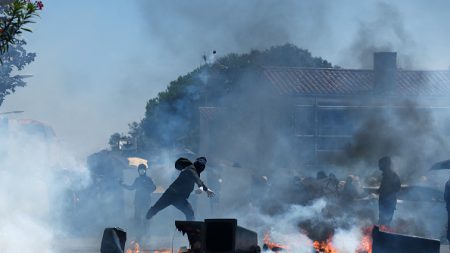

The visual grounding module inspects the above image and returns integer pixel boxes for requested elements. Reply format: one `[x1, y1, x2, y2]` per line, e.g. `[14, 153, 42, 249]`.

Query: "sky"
[2, 0, 450, 158]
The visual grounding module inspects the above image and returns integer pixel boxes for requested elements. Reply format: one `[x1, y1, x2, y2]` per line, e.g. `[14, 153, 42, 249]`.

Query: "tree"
[128, 121, 146, 152]
[0, 39, 35, 106]
[0, 0, 43, 106]
[121, 44, 335, 152]
[108, 133, 121, 151]
[0, 0, 43, 55]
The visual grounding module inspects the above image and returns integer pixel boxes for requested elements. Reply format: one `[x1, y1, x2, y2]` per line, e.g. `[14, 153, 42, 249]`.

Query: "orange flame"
[355, 226, 373, 253]
[126, 241, 140, 253]
[379, 225, 394, 233]
[313, 239, 338, 253]
[125, 241, 172, 253]
[312, 226, 375, 253]
[263, 233, 289, 251]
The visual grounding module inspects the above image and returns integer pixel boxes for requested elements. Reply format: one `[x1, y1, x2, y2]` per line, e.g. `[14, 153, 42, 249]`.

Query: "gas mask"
[138, 164, 147, 176]
[138, 168, 146, 176]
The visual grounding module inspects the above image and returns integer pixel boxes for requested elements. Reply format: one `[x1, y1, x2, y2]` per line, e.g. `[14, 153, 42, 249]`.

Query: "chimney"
[373, 52, 397, 94]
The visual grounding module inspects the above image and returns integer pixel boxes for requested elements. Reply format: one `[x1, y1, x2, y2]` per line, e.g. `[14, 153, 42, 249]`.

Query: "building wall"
[200, 96, 450, 172]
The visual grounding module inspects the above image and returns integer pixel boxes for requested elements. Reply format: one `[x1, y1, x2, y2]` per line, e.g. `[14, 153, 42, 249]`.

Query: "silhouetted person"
[146, 157, 214, 221]
[444, 177, 450, 245]
[121, 164, 156, 240]
[341, 176, 359, 202]
[323, 173, 340, 197]
[377, 156, 401, 226]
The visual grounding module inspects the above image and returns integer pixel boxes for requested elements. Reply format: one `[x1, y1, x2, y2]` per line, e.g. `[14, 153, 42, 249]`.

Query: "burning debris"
[125, 241, 171, 253]
[262, 233, 289, 252]
[309, 226, 373, 253]
[175, 219, 259, 253]
[101, 223, 412, 253]
[313, 240, 338, 253]
[93, 151, 446, 253]
[262, 227, 374, 253]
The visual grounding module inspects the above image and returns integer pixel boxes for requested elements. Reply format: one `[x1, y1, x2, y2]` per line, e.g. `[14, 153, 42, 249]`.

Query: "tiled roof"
[263, 67, 450, 96]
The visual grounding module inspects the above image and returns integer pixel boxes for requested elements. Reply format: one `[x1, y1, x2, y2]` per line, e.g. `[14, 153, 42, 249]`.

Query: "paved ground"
[52, 236, 184, 253]
[52, 237, 450, 252]
[52, 238, 99, 253]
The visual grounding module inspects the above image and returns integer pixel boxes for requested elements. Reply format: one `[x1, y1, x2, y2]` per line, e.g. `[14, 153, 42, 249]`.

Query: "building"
[199, 52, 450, 171]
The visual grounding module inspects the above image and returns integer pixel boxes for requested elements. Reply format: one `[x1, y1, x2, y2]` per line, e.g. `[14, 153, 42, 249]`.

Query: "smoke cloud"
[3, 0, 450, 252]
[4, 0, 450, 157]
[324, 100, 450, 181]
[342, 2, 420, 69]
[0, 119, 90, 252]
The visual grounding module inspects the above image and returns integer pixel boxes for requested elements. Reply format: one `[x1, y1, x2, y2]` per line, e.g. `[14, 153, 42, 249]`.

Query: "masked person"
[377, 156, 401, 226]
[146, 157, 214, 221]
[445, 177, 450, 246]
[121, 164, 156, 240]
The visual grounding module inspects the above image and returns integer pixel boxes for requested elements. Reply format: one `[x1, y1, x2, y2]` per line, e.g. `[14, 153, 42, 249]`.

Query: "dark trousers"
[134, 199, 151, 241]
[379, 196, 396, 226]
[146, 189, 195, 221]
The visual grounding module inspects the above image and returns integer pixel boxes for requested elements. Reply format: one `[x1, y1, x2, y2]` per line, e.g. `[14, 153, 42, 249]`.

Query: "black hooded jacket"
[379, 169, 401, 200]
[168, 158, 207, 199]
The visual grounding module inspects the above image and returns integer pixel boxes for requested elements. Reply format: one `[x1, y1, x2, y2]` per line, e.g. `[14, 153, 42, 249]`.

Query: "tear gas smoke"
[0, 120, 90, 252]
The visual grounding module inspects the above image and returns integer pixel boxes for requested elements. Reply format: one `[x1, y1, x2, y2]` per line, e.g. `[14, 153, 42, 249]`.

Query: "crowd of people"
[64, 152, 450, 245]
[117, 155, 406, 241]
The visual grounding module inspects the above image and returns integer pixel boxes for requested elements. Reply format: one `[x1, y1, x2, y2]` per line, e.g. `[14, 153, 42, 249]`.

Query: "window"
[294, 105, 315, 136]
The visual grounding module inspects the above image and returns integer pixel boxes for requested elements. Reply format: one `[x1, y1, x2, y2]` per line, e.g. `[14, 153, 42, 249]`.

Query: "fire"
[125, 241, 172, 253]
[263, 233, 289, 251]
[355, 226, 373, 253]
[379, 225, 394, 232]
[308, 225, 381, 253]
[126, 241, 140, 253]
[355, 225, 394, 253]
[313, 240, 338, 253]
[313, 226, 374, 253]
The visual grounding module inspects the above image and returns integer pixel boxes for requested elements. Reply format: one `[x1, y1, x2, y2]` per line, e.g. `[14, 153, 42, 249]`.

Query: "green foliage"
[128, 121, 146, 151]
[0, 39, 35, 106]
[129, 44, 334, 152]
[0, 0, 42, 106]
[108, 133, 121, 151]
[0, 0, 43, 57]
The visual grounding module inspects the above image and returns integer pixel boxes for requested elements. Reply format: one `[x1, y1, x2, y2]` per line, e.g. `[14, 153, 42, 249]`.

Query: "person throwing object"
[146, 157, 214, 221]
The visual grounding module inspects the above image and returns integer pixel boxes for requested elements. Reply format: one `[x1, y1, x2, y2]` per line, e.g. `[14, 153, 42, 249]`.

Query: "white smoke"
[332, 227, 363, 253]
[267, 200, 327, 253]
[0, 119, 90, 252]
[227, 199, 328, 252]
